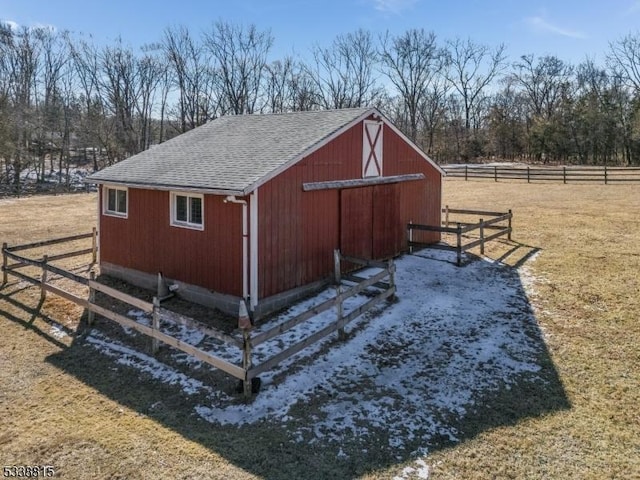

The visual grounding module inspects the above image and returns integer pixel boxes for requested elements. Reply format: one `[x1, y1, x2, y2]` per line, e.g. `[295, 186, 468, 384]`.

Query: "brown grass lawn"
[0, 184, 639, 479]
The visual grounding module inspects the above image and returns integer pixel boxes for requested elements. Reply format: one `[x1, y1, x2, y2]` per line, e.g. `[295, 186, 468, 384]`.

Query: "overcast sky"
[2, 0, 639, 64]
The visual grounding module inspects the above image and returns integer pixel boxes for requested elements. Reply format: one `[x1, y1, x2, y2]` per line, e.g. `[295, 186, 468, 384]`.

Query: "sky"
[1, 0, 639, 65]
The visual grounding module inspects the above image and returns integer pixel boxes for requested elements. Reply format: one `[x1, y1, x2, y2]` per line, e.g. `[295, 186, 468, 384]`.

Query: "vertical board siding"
[100, 189, 243, 296]
[372, 183, 402, 258]
[258, 115, 442, 299]
[383, 126, 442, 245]
[340, 187, 374, 259]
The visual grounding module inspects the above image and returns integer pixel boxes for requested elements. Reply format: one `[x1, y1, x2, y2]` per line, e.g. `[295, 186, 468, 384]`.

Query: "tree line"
[1, 21, 639, 192]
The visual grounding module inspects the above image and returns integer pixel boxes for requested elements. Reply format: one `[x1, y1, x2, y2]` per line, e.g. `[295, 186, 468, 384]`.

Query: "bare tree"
[308, 29, 381, 109]
[379, 29, 444, 142]
[608, 32, 640, 94]
[446, 38, 507, 131]
[509, 54, 574, 161]
[32, 27, 68, 181]
[161, 25, 213, 132]
[135, 51, 165, 150]
[1, 24, 41, 192]
[263, 56, 295, 113]
[288, 62, 319, 111]
[203, 21, 273, 115]
[419, 75, 450, 154]
[511, 54, 573, 120]
[67, 35, 115, 168]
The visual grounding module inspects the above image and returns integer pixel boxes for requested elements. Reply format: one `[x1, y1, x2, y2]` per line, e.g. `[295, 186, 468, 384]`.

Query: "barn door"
[340, 187, 373, 260]
[340, 183, 401, 263]
[372, 183, 401, 259]
[363, 120, 383, 178]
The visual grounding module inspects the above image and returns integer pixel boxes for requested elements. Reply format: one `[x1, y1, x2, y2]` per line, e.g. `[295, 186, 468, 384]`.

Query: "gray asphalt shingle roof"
[86, 107, 374, 195]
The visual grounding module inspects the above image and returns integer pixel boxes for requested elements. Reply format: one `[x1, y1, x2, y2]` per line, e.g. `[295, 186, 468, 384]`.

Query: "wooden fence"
[2, 236, 396, 398]
[442, 165, 640, 184]
[244, 250, 396, 394]
[1, 233, 247, 381]
[408, 207, 513, 266]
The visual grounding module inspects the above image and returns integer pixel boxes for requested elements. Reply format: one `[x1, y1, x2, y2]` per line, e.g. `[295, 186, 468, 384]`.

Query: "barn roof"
[86, 107, 443, 195]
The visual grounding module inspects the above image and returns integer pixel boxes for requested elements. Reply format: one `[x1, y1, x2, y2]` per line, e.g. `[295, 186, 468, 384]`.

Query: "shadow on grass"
[3, 251, 571, 480]
[0, 283, 73, 350]
[412, 238, 540, 269]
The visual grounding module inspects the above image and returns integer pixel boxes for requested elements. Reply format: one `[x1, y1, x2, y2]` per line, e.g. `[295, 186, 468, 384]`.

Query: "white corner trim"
[249, 189, 259, 309]
[97, 185, 102, 264]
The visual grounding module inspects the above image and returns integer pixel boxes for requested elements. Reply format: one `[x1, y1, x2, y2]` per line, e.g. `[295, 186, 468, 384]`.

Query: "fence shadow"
[34, 252, 571, 479]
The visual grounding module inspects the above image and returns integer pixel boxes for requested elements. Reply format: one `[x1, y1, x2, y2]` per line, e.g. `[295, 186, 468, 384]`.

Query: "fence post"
[445, 205, 450, 228]
[527, 167, 530, 183]
[479, 219, 485, 255]
[242, 330, 252, 398]
[456, 223, 462, 266]
[465, 165, 468, 181]
[2, 242, 7, 286]
[408, 223, 413, 254]
[337, 284, 346, 341]
[494, 166, 498, 182]
[563, 166, 567, 184]
[88, 271, 96, 326]
[604, 165, 608, 185]
[40, 255, 48, 301]
[388, 258, 396, 301]
[151, 297, 160, 355]
[508, 209, 513, 241]
[92, 227, 97, 263]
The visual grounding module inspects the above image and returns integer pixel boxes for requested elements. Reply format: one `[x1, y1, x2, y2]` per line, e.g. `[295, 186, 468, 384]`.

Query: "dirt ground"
[0, 182, 638, 479]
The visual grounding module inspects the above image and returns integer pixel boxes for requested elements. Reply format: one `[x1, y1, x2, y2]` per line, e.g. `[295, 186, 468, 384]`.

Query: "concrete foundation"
[100, 262, 332, 321]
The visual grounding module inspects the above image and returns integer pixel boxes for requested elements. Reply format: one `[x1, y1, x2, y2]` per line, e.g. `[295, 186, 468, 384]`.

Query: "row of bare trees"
[1, 21, 640, 193]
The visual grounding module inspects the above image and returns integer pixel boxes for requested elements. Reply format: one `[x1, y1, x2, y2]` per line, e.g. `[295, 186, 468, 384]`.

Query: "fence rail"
[408, 207, 513, 266]
[442, 165, 640, 184]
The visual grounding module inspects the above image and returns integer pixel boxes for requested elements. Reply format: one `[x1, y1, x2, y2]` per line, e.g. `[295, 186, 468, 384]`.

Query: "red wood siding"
[383, 126, 442, 245]
[372, 183, 403, 258]
[258, 115, 442, 299]
[100, 187, 243, 296]
[340, 183, 402, 261]
[340, 187, 374, 259]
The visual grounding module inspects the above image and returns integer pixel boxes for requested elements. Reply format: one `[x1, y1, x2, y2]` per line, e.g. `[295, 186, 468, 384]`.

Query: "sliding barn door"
[340, 183, 402, 263]
[340, 187, 373, 260]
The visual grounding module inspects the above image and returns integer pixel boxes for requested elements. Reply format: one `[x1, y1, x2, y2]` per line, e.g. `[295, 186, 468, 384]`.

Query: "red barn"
[86, 108, 443, 317]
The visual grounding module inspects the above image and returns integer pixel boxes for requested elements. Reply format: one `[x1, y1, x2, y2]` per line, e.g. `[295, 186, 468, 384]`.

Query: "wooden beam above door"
[302, 173, 425, 192]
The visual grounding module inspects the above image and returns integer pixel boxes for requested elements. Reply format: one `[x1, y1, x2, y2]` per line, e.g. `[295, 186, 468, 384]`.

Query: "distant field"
[0, 183, 638, 479]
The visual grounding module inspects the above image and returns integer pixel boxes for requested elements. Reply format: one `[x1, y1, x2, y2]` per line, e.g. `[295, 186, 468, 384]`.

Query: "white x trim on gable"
[363, 120, 383, 178]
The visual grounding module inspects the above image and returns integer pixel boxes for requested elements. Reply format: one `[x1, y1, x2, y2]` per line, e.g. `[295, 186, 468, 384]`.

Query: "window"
[171, 192, 204, 230]
[104, 186, 128, 217]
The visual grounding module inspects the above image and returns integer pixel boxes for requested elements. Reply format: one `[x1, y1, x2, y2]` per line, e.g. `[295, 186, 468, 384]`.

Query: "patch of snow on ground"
[197, 251, 544, 448]
[394, 459, 433, 479]
[49, 322, 68, 339]
[85, 249, 547, 458]
[85, 331, 223, 397]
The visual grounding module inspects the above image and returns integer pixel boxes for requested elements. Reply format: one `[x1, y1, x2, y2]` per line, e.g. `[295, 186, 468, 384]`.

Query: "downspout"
[97, 185, 102, 264]
[224, 195, 249, 301]
[249, 189, 258, 310]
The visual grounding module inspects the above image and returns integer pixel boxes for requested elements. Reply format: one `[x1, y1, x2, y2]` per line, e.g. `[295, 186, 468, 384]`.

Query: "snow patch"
[84, 249, 547, 456]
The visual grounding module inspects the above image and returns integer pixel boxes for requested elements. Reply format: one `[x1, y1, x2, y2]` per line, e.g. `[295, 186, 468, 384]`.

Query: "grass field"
[1, 182, 639, 479]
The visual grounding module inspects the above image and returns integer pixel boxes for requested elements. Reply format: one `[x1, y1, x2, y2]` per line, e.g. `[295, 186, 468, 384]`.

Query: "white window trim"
[170, 191, 204, 231]
[103, 185, 128, 218]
